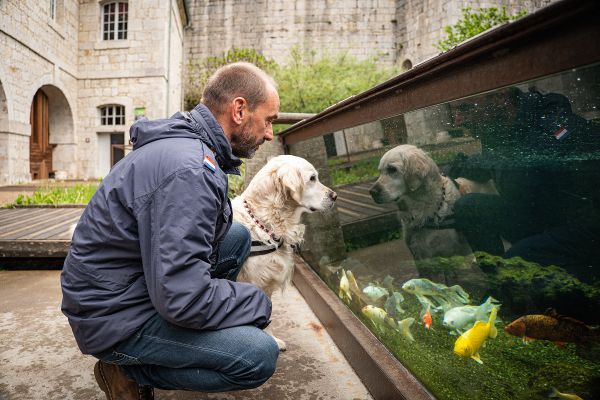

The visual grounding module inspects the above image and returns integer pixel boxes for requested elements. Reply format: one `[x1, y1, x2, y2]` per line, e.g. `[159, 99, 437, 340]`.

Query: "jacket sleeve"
[138, 167, 271, 330]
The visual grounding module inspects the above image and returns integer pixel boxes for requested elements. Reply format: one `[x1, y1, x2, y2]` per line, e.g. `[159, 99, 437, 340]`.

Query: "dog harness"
[250, 238, 284, 256]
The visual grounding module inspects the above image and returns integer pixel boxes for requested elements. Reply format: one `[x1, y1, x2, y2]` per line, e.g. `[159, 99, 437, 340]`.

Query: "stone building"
[184, 0, 553, 72]
[0, 0, 187, 185]
[1, 0, 552, 185]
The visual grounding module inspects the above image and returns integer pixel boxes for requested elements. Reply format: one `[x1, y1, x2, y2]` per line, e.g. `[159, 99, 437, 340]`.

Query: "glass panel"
[102, 2, 118, 41]
[111, 133, 125, 165]
[291, 63, 600, 400]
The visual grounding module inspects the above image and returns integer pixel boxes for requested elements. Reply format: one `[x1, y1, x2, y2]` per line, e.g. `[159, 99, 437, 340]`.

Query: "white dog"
[369, 145, 497, 260]
[232, 155, 337, 350]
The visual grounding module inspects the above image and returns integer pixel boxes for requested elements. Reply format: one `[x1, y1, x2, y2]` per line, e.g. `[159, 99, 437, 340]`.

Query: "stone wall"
[0, 0, 79, 185]
[77, 0, 185, 178]
[0, 0, 187, 184]
[185, 0, 556, 77]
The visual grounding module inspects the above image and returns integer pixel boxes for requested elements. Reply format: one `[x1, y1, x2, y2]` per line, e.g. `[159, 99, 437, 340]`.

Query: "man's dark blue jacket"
[61, 104, 272, 355]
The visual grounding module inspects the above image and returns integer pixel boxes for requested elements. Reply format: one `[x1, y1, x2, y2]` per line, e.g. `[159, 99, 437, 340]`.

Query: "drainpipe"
[165, 0, 172, 117]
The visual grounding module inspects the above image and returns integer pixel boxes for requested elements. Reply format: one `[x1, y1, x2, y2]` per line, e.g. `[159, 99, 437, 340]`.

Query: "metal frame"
[280, 0, 600, 147]
[283, 0, 600, 398]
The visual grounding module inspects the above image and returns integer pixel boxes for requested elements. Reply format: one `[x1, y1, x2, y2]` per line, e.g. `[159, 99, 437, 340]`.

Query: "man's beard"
[230, 120, 262, 159]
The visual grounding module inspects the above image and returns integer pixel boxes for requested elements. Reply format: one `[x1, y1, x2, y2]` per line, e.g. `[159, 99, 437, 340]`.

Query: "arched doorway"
[29, 85, 74, 180]
[30, 89, 52, 179]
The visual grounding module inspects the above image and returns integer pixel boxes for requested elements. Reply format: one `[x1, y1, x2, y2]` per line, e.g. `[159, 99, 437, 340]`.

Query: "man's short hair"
[202, 62, 277, 116]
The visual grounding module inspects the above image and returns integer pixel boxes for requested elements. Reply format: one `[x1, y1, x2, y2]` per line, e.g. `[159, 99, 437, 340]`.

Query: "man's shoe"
[94, 360, 154, 400]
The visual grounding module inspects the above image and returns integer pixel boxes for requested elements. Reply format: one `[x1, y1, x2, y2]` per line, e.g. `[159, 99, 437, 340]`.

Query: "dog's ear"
[405, 152, 434, 192]
[274, 164, 304, 205]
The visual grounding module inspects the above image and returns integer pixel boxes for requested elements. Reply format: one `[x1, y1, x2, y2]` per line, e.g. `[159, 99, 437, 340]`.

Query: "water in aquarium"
[295, 63, 600, 400]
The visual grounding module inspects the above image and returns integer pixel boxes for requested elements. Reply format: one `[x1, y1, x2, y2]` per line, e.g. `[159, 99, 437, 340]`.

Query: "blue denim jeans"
[95, 223, 279, 392]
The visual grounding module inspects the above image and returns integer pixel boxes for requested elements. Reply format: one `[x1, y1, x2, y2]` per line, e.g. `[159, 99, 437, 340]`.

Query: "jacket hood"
[129, 104, 241, 173]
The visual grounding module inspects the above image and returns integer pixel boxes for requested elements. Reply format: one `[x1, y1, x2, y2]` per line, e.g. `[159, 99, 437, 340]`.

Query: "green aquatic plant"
[316, 255, 600, 400]
[474, 253, 600, 324]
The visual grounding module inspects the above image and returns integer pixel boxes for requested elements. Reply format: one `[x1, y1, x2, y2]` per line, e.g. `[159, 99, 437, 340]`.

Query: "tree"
[185, 48, 277, 110]
[274, 47, 396, 114]
[435, 7, 527, 52]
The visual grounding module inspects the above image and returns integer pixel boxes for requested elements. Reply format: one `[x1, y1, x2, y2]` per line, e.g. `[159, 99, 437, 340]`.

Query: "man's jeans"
[95, 223, 279, 392]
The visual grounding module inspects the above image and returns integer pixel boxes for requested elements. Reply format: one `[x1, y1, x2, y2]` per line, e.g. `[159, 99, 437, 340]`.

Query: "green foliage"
[9, 183, 99, 206]
[435, 7, 527, 51]
[185, 48, 278, 110]
[185, 47, 397, 114]
[330, 157, 380, 187]
[274, 47, 396, 113]
[227, 161, 246, 199]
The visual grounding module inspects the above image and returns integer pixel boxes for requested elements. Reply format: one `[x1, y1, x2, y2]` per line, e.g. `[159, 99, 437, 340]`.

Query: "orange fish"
[504, 309, 599, 346]
[422, 307, 433, 330]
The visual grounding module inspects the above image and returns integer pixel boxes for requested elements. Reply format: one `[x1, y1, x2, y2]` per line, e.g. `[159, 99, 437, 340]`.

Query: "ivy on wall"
[435, 7, 527, 52]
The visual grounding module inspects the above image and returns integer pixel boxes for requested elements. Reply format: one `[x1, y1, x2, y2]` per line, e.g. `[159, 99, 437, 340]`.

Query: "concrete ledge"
[0, 240, 70, 258]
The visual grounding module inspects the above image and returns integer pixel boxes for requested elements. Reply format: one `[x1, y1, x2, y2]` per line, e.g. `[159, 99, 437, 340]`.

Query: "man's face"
[230, 89, 279, 159]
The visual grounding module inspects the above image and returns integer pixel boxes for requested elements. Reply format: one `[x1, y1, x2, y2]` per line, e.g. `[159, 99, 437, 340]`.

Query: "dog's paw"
[273, 336, 287, 352]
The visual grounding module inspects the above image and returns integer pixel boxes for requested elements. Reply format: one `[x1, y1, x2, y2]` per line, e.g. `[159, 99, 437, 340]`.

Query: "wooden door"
[30, 90, 53, 180]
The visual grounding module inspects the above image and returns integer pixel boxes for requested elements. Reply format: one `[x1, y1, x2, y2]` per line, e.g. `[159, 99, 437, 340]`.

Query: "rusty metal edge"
[292, 256, 435, 400]
[280, 0, 600, 146]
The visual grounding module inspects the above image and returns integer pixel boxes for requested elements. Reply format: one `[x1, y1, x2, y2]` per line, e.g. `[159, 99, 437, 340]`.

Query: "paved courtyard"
[0, 270, 372, 400]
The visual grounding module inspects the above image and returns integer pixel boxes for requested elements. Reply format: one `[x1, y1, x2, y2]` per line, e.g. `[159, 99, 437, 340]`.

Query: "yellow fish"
[549, 387, 583, 400]
[338, 269, 352, 302]
[453, 306, 498, 364]
[361, 305, 415, 341]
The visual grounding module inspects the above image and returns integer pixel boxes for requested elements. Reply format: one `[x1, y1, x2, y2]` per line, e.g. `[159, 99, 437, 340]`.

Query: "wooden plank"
[0, 208, 49, 224]
[0, 209, 65, 233]
[336, 207, 363, 218]
[0, 209, 82, 239]
[336, 196, 390, 213]
[336, 188, 375, 200]
[19, 213, 82, 240]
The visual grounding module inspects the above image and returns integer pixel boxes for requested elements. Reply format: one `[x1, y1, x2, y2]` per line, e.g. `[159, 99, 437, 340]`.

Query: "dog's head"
[249, 155, 337, 213]
[369, 145, 440, 204]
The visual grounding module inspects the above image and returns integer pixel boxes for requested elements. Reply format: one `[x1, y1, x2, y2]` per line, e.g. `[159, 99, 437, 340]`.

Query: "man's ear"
[231, 97, 246, 126]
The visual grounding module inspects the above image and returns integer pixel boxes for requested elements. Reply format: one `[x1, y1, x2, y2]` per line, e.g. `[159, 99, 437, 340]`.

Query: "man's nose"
[264, 125, 274, 141]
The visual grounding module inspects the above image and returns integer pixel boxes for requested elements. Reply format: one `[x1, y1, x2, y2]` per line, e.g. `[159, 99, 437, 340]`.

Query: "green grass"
[330, 157, 380, 187]
[7, 183, 100, 206]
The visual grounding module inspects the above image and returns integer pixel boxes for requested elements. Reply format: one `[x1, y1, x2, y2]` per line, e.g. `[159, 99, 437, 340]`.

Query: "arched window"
[99, 105, 125, 125]
[102, 1, 128, 40]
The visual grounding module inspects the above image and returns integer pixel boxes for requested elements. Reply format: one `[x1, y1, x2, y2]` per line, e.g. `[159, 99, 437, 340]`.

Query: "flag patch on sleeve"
[553, 127, 569, 140]
[203, 155, 216, 173]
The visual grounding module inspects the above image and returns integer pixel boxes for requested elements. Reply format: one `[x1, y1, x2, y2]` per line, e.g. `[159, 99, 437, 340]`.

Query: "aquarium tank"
[287, 63, 600, 400]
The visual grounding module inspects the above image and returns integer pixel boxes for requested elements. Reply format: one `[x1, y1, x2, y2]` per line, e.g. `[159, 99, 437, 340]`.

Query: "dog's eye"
[310, 175, 316, 182]
[386, 165, 397, 174]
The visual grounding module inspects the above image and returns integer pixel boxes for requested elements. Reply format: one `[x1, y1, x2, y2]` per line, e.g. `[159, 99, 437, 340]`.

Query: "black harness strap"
[249, 239, 284, 257]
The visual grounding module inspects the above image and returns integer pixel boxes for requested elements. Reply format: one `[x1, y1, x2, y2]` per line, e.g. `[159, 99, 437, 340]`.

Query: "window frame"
[99, 104, 126, 126]
[101, 1, 128, 41]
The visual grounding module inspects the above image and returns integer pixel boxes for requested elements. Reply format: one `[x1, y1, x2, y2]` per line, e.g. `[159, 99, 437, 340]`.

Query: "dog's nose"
[329, 191, 338, 201]
[369, 185, 379, 198]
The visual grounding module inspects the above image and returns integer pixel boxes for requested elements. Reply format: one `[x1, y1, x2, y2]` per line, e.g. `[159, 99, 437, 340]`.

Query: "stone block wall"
[185, 0, 398, 67]
[0, 0, 79, 185]
[0, 1, 187, 183]
[184, 0, 557, 83]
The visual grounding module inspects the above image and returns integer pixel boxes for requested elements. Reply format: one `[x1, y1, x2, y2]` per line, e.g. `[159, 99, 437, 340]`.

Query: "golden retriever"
[232, 155, 337, 350]
[369, 145, 497, 260]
